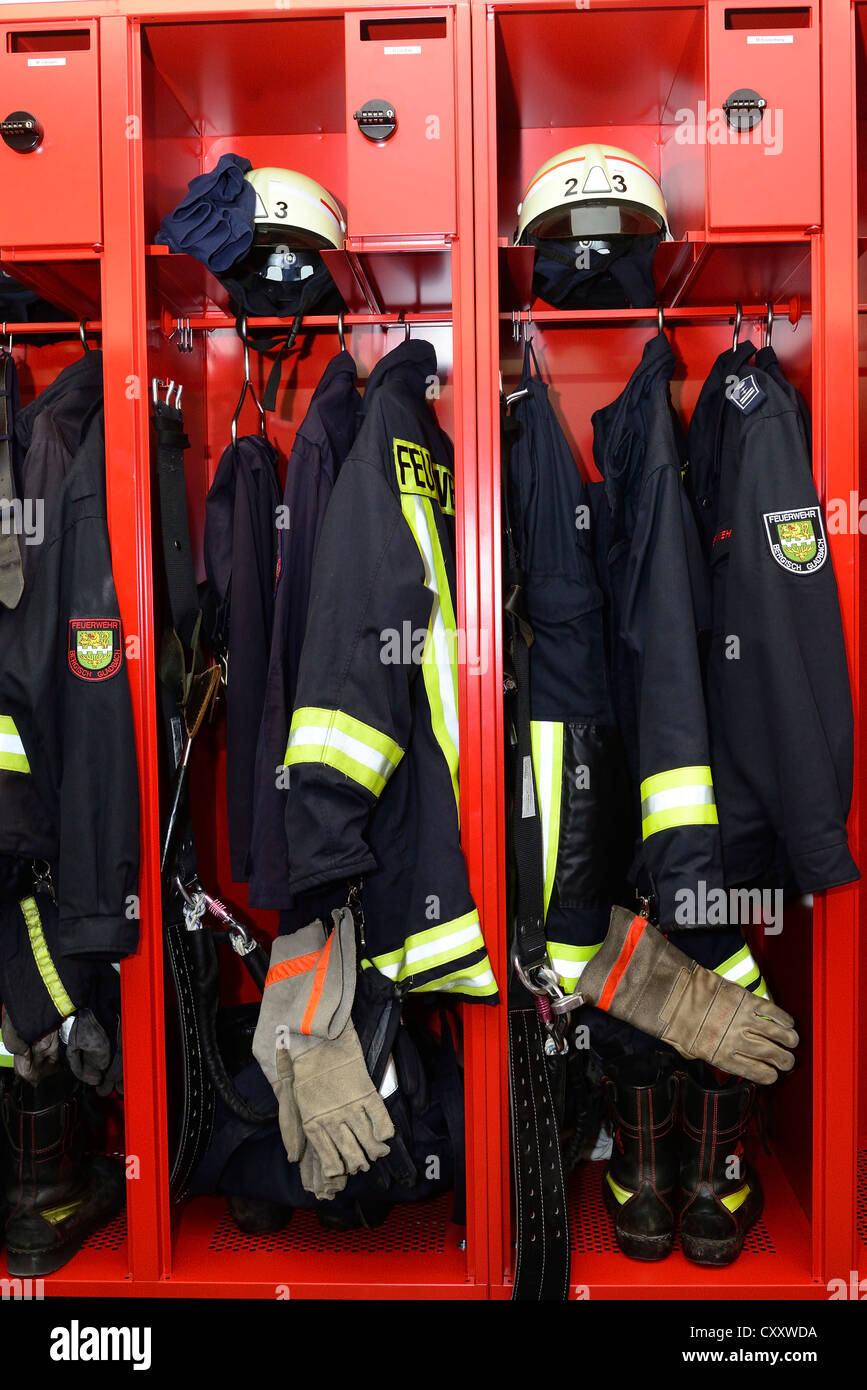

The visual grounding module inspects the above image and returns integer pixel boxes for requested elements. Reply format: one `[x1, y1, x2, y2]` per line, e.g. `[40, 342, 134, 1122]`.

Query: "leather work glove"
[576, 906, 799, 1086]
[1, 1011, 62, 1084]
[274, 1048, 346, 1201]
[252, 909, 394, 1196]
[291, 1025, 395, 1184]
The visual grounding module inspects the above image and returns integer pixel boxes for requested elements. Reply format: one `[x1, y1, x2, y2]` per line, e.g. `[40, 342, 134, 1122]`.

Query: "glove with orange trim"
[252, 908, 394, 1198]
[576, 906, 799, 1085]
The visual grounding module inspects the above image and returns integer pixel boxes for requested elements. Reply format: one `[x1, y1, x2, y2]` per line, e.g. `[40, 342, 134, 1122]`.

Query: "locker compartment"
[0, 21, 102, 248]
[707, 0, 820, 231]
[143, 287, 478, 1298]
[345, 10, 456, 241]
[476, 0, 851, 1300]
[497, 312, 818, 1296]
[138, 9, 485, 1296]
[0, 263, 132, 1291]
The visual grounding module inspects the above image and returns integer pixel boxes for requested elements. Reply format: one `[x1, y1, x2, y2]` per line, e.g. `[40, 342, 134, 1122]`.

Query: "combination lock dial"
[353, 99, 397, 142]
[1, 111, 44, 153]
[722, 89, 767, 132]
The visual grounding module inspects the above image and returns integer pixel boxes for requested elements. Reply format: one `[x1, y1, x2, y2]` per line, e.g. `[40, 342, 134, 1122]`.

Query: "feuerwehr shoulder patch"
[68, 619, 123, 680]
[763, 508, 827, 574]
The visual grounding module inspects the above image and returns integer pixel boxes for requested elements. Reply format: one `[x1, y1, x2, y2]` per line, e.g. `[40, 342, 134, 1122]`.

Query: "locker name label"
[384, 46, 422, 55]
[746, 36, 794, 44]
[394, 438, 455, 516]
[27, 58, 67, 66]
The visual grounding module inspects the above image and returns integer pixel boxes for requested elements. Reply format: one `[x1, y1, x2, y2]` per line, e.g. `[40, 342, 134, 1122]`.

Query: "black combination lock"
[1, 111, 44, 153]
[722, 89, 767, 133]
[353, 98, 397, 142]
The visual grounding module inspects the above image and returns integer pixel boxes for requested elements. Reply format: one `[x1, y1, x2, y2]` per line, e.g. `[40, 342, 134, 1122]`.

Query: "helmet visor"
[524, 200, 664, 242]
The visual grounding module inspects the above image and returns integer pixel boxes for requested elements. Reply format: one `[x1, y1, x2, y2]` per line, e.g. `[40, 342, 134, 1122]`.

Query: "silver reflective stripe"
[288, 721, 398, 783]
[641, 784, 716, 819]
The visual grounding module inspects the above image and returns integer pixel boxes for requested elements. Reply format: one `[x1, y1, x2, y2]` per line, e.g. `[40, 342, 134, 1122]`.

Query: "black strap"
[508, 1010, 571, 1301]
[0, 352, 24, 609]
[501, 398, 546, 973]
[164, 909, 216, 1202]
[502, 394, 571, 1301]
[153, 400, 199, 650]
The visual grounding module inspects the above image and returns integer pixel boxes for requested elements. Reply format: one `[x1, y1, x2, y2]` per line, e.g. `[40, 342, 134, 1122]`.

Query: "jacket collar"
[15, 350, 103, 452]
[363, 339, 437, 412]
[591, 331, 675, 507]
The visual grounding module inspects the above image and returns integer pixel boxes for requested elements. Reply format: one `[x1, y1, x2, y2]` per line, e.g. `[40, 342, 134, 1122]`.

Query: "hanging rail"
[0, 319, 103, 337]
[159, 310, 455, 338]
[500, 300, 804, 327]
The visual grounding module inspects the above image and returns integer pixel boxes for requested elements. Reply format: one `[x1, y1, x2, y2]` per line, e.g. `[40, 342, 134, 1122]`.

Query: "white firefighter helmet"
[516, 143, 670, 243]
[244, 167, 346, 251]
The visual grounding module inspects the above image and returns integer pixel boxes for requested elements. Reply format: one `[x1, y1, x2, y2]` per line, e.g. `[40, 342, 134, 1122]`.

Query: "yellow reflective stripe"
[285, 706, 404, 797]
[19, 897, 76, 1019]
[547, 940, 600, 992]
[641, 766, 717, 839]
[721, 1183, 751, 1213]
[530, 720, 563, 920]
[712, 944, 772, 999]
[714, 942, 751, 977]
[642, 803, 719, 838]
[400, 494, 460, 813]
[284, 744, 386, 796]
[0, 714, 30, 774]
[290, 707, 403, 765]
[409, 959, 498, 997]
[605, 1171, 634, 1206]
[369, 911, 485, 981]
[363, 909, 497, 995]
[640, 766, 714, 798]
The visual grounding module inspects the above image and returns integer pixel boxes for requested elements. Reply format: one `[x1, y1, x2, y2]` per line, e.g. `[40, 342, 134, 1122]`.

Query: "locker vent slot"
[208, 1192, 451, 1254]
[359, 18, 447, 43]
[568, 1163, 776, 1255]
[7, 31, 91, 53]
[858, 1147, 867, 1247]
[724, 8, 810, 28]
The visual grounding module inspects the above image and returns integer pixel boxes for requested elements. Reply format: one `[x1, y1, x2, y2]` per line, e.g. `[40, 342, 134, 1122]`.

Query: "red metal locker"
[706, 0, 821, 231]
[471, 0, 861, 1301]
[0, 19, 102, 247]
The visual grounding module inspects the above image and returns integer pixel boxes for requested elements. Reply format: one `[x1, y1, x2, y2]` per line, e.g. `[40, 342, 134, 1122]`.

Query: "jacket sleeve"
[623, 436, 724, 925]
[723, 406, 858, 892]
[284, 452, 434, 893]
[6, 416, 140, 960]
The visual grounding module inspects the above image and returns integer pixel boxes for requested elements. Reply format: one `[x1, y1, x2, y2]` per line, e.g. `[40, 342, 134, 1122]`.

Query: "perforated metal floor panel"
[858, 1147, 867, 1247]
[81, 1210, 127, 1252]
[208, 1191, 453, 1255]
[568, 1161, 776, 1255]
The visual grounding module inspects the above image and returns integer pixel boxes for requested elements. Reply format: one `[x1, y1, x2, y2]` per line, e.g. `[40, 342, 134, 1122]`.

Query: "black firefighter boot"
[2, 1069, 125, 1276]
[678, 1064, 764, 1267]
[601, 1053, 679, 1262]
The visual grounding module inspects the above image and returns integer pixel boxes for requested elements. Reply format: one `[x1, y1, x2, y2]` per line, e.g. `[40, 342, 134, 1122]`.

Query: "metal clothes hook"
[337, 312, 345, 353]
[1, 323, 11, 354]
[405, 318, 411, 343]
[231, 314, 267, 447]
[523, 307, 533, 343]
[512, 311, 519, 344]
[732, 303, 742, 353]
[657, 305, 665, 337]
[764, 302, 774, 351]
[79, 320, 90, 354]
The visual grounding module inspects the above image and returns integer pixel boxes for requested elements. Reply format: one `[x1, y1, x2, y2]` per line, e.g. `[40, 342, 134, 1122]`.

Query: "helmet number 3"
[274, 201, 288, 218]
